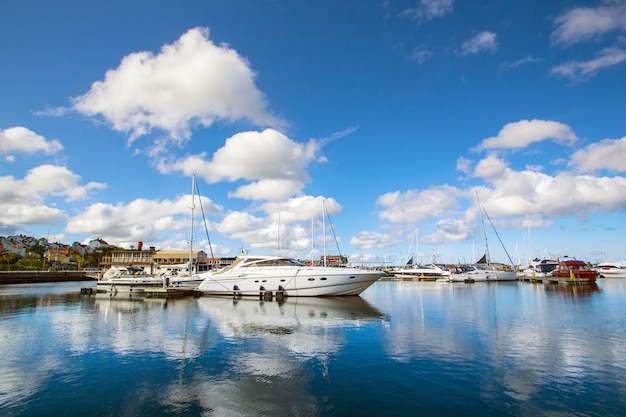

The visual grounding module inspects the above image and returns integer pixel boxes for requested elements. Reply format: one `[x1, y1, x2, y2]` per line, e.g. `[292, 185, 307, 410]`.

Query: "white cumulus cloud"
[260, 196, 341, 224]
[349, 231, 398, 250]
[160, 129, 322, 202]
[376, 185, 462, 223]
[476, 119, 578, 150]
[469, 155, 626, 219]
[570, 136, 626, 173]
[0, 127, 63, 155]
[71, 27, 283, 144]
[66, 194, 221, 245]
[0, 165, 106, 228]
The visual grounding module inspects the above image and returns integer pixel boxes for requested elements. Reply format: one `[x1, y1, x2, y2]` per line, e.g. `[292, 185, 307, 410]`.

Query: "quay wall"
[0, 271, 96, 284]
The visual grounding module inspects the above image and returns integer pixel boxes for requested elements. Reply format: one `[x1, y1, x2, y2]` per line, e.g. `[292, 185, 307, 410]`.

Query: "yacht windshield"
[243, 257, 306, 267]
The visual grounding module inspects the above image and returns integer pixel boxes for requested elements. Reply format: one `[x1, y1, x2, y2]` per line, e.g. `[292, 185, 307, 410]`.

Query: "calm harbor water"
[1, 278, 625, 417]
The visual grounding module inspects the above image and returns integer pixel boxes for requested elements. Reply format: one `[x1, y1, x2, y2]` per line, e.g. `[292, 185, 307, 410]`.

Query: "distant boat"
[594, 261, 626, 278]
[196, 254, 384, 297]
[522, 258, 559, 278]
[393, 263, 451, 280]
[96, 265, 166, 294]
[393, 229, 451, 280]
[449, 194, 517, 283]
[448, 264, 517, 282]
[550, 259, 598, 283]
[96, 262, 205, 293]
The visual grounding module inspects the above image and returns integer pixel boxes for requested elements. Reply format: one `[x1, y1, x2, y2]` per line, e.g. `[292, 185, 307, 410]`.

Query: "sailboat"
[449, 195, 517, 283]
[169, 173, 208, 288]
[519, 215, 558, 278]
[96, 175, 208, 293]
[392, 230, 450, 280]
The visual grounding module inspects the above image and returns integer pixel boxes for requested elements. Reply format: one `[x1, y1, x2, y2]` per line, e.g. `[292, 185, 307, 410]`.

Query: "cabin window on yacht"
[250, 258, 306, 267]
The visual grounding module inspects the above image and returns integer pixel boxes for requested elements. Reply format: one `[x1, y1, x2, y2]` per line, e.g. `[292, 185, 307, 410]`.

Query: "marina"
[1, 278, 625, 416]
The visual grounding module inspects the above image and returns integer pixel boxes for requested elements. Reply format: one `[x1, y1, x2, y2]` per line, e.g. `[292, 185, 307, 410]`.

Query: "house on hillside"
[0, 237, 28, 257]
[88, 238, 111, 250]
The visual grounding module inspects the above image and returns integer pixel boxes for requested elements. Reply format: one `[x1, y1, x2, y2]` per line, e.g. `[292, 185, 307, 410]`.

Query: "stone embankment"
[0, 271, 96, 284]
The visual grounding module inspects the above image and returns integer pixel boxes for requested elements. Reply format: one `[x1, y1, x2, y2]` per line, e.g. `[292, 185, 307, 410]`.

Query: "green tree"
[1, 253, 22, 271]
[27, 243, 46, 258]
[16, 255, 42, 271]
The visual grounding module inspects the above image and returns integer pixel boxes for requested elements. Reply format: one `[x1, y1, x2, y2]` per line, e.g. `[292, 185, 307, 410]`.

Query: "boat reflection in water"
[198, 295, 387, 340]
[190, 296, 388, 415]
[93, 292, 168, 313]
[542, 282, 601, 299]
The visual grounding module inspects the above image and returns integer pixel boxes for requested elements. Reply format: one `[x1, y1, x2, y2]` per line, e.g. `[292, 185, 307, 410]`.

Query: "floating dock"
[143, 287, 200, 298]
[517, 275, 596, 285]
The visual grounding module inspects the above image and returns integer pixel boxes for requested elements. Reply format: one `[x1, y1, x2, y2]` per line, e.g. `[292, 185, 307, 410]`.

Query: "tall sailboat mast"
[415, 229, 419, 265]
[189, 173, 196, 274]
[322, 200, 327, 267]
[476, 193, 490, 265]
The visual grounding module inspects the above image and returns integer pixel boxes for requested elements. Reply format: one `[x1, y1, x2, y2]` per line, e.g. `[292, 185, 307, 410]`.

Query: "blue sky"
[1, 0, 626, 266]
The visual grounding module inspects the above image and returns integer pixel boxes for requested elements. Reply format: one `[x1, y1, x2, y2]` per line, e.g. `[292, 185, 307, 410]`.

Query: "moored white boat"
[196, 254, 384, 297]
[97, 175, 211, 293]
[393, 263, 451, 279]
[522, 259, 559, 278]
[448, 264, 517, 282]
[594, 261, 626, 278]
[96, 266, 167, 293]
[447, 194, 517, 283]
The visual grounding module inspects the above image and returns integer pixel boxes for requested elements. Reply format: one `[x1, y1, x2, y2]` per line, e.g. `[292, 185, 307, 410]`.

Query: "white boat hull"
[96, 279, 166, 293]
[449, 269, 517, 282]
[596, 270, 626, 278]
[392, 263, 451, 280]
[197, 267, 383, 296]
[595, 264, 626, 278]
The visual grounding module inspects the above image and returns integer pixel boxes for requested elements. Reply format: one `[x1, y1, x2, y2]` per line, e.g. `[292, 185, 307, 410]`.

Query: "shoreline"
[0, 271, 96, 284]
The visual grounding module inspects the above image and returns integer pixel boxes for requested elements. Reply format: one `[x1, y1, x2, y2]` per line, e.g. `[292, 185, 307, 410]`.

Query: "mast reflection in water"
[1, 279, 625, 416]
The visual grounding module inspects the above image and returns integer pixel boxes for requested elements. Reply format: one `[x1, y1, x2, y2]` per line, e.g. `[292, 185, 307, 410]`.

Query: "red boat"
[550, 259, 598, 282]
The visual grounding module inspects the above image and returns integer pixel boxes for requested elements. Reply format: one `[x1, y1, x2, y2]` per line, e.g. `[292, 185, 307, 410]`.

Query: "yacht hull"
[197, 267, 383, 297]
[449, 269, 517, 282]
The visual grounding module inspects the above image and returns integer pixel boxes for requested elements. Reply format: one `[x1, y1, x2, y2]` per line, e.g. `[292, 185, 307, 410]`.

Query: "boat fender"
[233, 285, 242, 299]
[259, 285, 266, 300]
[276, 285, 287, 302]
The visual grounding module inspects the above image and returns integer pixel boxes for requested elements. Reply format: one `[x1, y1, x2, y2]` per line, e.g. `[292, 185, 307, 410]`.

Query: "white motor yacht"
[196, 254, 385, 297]
[448, 264, 518, 282]
[595, 262, 626, 278]
[96, 266, 167, 294]
[522, 259, 559, 278]
[393, 263, 451, 279]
